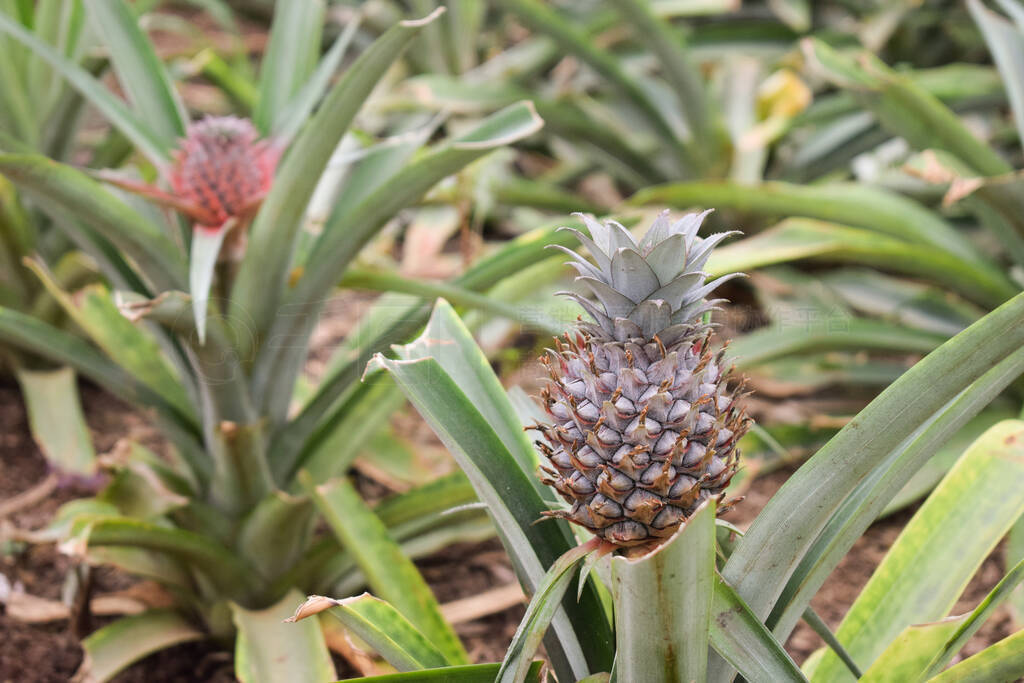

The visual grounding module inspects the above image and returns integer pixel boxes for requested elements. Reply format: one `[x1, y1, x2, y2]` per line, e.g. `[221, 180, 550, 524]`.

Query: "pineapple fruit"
[98, 115, 278, 233]
[168, 116, 279, 229]
[535, 211, 751, 547]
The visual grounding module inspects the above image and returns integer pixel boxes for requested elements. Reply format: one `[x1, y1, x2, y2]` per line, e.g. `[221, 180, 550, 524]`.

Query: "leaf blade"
[83, 0, 186, 145]
[632, 180, 985, 261]
[709, 575, 807, 682]
[289, 593, 451, 671]
[254, 0, 325, 135]
[722, 291, 1024, 626]
[302, 474, 469, 665]
[233, 588, 335, 683]
[76, 609, 204, 683]
[0, 153, 186, 291]
[15, 366, 96, 476]
[230, 9, 445, 351]
[612, 501, 716, 683]
[0, 10, 169, 164]
[372, 346, 614, 680]
[811, 420, 1024, 681]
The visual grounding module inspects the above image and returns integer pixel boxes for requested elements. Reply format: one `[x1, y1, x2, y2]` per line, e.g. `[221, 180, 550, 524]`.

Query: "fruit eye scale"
[538, 211, 751, 548]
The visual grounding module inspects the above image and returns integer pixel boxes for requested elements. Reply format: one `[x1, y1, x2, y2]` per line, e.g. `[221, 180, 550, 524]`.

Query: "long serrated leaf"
[391, 300, 548, 497]
[609, 0, 716, 152]
[803, 38, 1012, 178]
[308, 516, 495, 600]
[823, 269, 981, 338]
[0, 154, 185, 291]
[769, 348, 1024, 642]
[277, 472, 480, 594]
[1008, 516, 1024, 628]
[282, 378, 406, 486]
[0, 11, 37, 147]
[230, 9, 445, 353]
[298, 101, 543, 310]
[498, 540, 599, 683]
[611, 501, 716, 683]
[857, 616, 966, 683]
[708, 575, 807, 682]
[76, 609, 204, 683]
[15, 366, 96, 476]
[921, 556, 1024, 678]
[272, 16, 360, 143]
[928, 629, 1024, 682]
[86, 546, 191, 591]
[276, 215, 617, 470]
[352, 663, 544, 683]
[808, 39, 1024, 246]
[0, 10, 169, 164]
[881, 408, 1015, 516]
[801, 608, 863, 679]
[302, 474, 468, 665]
[707, 218, 1015, 307]
[82, 517, 263, 604]
[236, 492, 315, 581]
[495, 0, 694, 173]
[288, 593, 452, 671]
[232, 588, 335, 683]
[445, 0, 484, 72]
[254, 0, 325, 135]
[729, 318, 947, 368]
[969, 0, 1024, 148]
[632, 180, 985, 261]
[722, 291, 1024, 627]
[253, 101, 544, 420]
[404, 77, 663, 184]
[28, 0, 88, 118]
[25, 262, 195, 423]
[339, 269, 555, 334]
[0, 306, 194, 427]
[83, 0, 186, 145]
[304, 121, 439, 248]
[811, 420, 1024, 681]
[371, 350, 614, 681]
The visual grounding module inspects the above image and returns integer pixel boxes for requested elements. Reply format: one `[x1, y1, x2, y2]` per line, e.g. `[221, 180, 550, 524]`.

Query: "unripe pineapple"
[168, 116, 278, 229]
[535, 211, 751, 547]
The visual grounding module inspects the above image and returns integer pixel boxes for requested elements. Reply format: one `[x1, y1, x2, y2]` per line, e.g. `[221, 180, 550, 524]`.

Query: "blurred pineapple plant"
[350, 210, 1024, 682]
[0, 0, 138, 481]
[0, 1, 553, 680]
[398, 0, 1024, 489]
[389, 0, 969, 214]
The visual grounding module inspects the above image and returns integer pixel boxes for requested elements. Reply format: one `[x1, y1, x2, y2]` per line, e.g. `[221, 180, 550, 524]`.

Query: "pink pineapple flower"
[100, 115, 280, 239]
[98, 116, 281, 342]
[167, 116, 279, 230]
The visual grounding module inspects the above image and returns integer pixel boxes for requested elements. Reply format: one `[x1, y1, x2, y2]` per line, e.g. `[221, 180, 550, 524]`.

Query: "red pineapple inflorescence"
[167, 116, 279, 229]
[98, 115, 279, 236]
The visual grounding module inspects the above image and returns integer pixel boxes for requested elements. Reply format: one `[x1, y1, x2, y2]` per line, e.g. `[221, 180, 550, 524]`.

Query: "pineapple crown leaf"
[554, 210, 743, 339]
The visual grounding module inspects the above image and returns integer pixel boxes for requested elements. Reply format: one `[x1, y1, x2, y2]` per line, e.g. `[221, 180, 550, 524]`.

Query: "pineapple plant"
[535, 211, 750, 546]
[367, 206, 1024, 681]
[0, 2, 549, 679]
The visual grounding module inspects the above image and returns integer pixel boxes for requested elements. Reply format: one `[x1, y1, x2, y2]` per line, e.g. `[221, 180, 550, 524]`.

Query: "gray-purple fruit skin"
[535, 211, 751, 547]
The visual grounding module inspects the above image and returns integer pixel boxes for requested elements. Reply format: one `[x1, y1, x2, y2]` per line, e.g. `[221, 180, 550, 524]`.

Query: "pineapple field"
[1, 1, 1024, 681]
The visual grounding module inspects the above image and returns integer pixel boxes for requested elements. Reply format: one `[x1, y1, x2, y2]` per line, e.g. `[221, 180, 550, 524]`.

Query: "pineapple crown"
[554, 210, 742, 343]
